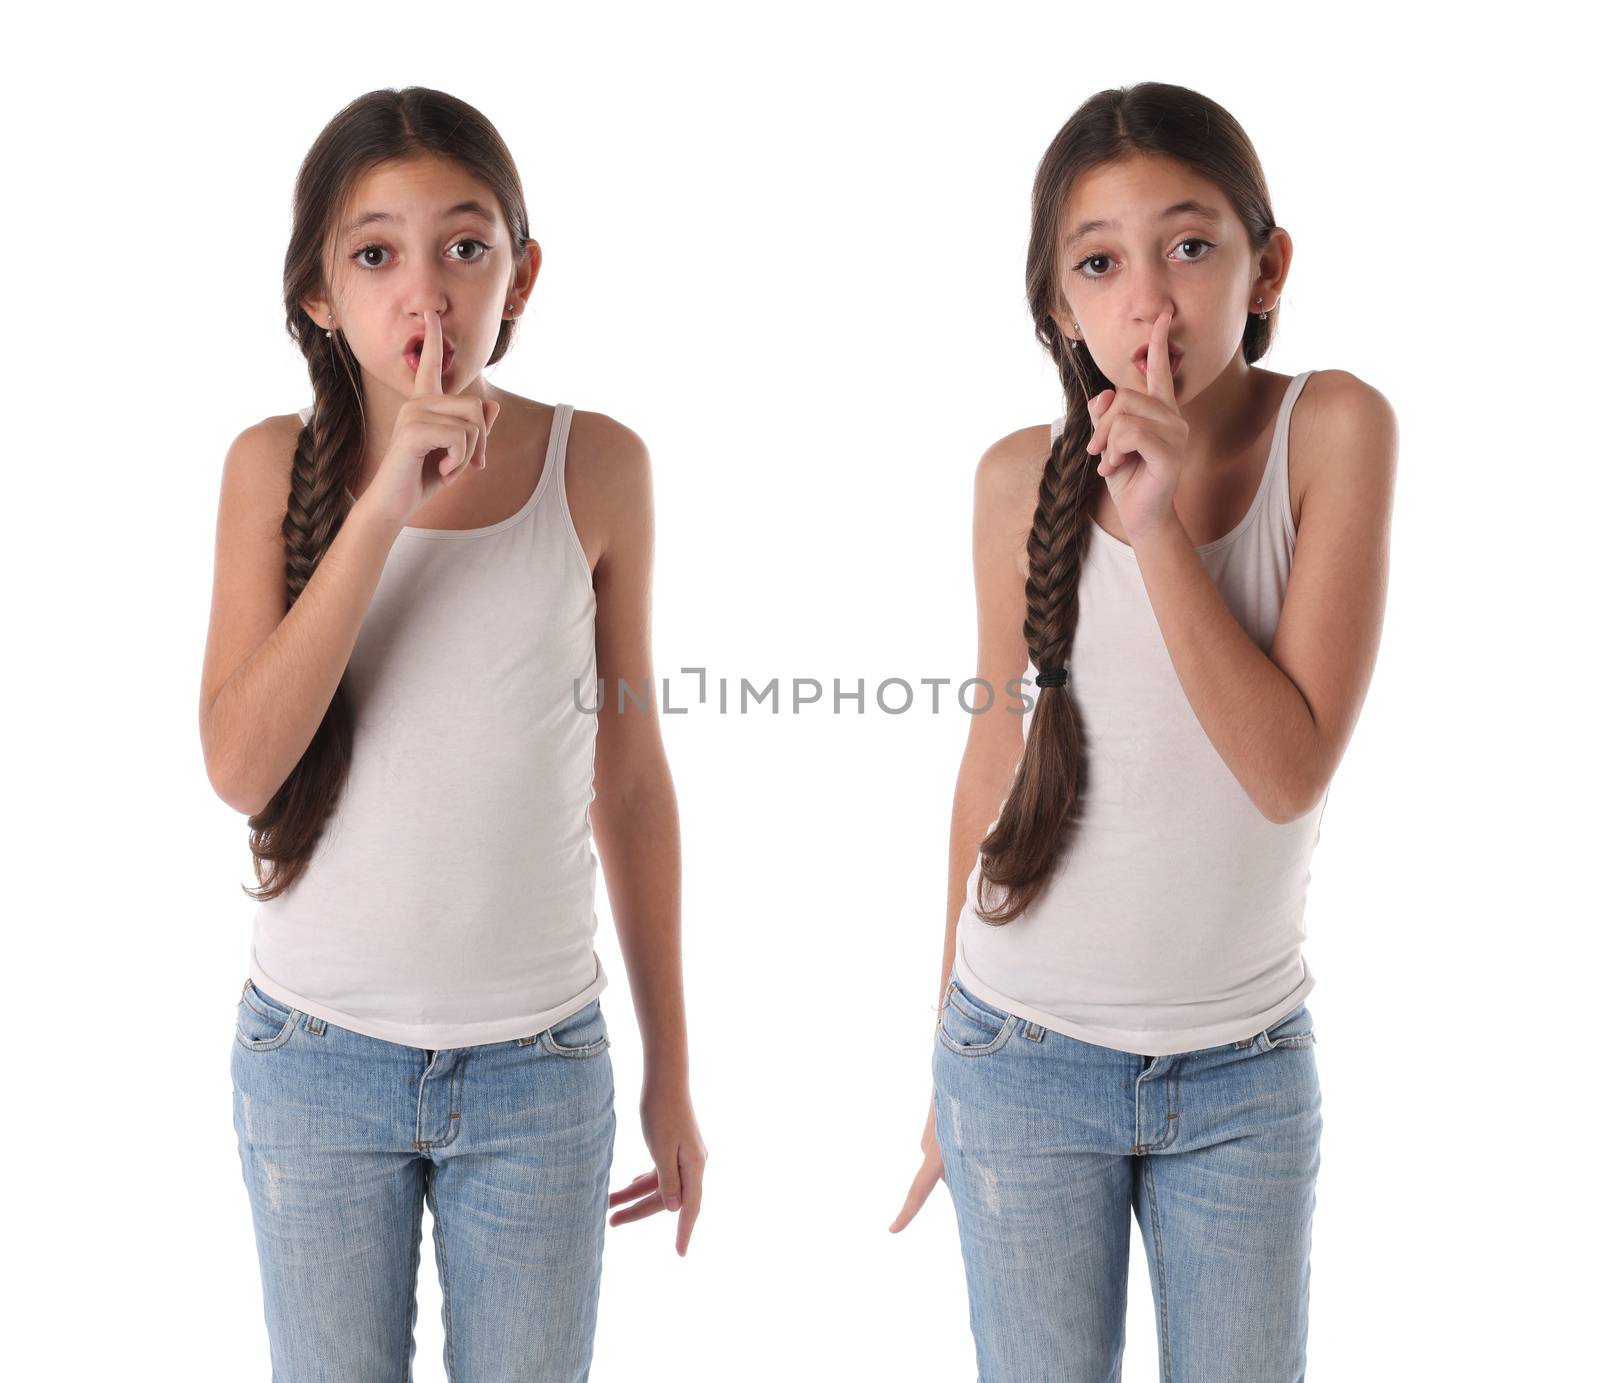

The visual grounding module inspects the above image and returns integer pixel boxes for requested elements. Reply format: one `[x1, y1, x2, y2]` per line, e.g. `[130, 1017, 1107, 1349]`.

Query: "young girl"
[890, 82, 1395, 1379]
[199, 87, 706, 1378]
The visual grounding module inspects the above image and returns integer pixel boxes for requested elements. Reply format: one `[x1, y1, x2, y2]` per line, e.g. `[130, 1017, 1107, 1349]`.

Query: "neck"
[1173, 351, 1265, 472]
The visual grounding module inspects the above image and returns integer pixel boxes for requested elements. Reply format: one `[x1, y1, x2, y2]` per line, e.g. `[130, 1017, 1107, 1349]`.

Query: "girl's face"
[312, 153, 533, 399]
[1053, 153, 1286, 400]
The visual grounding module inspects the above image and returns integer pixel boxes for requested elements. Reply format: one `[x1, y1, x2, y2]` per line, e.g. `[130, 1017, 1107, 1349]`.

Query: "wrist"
[1127, 507, 1186, 548]
[642, 1060, 690, 1098]
[345, 491, 405, 545]
[642, 1075, 691, 1109]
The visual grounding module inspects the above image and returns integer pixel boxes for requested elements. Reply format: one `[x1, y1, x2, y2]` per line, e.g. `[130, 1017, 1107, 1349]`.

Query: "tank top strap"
[1268, 370, 1316, 544]
[547, 402, 576, 513]
[538, 402, 593, 582]
[547, 404, 579, 528]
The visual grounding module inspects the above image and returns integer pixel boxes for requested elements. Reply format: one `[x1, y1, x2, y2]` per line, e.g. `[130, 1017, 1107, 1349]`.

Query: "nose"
[401, 276, 450, 328]
[1123, 267, 1177, 327]
[1131, 297, 1177, 331]
[408, 299, 448, 325]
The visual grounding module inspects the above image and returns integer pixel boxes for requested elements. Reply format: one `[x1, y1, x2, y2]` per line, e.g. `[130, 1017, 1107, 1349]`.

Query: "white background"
[7, 0, 1593, 1376]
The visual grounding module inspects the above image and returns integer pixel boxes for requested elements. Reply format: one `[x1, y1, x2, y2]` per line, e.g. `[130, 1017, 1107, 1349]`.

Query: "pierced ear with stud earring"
[1254, 296, 1270, 320]
[325, 315, 334, 339]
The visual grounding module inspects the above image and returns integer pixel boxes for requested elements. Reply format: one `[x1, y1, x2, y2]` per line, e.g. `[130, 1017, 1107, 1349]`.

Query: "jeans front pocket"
[539, 999, 611, 1058]
[937, 975, 1019, 1057]
[235, 979, 300, 1051]
[1256, 1002, 1315, 1052]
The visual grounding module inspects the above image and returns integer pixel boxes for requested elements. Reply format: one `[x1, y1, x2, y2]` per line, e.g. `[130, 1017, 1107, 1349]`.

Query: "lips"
[403, 333, 454, 373]
[403, 330, 455, 354]
[1135, 352, 1180, 377]
[1133, 343, 1183, 368]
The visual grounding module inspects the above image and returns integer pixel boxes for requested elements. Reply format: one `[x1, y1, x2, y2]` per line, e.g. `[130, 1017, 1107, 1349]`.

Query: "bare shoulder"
[974, 421, 1055, 579]
[567, 407, 650, 479]
[1310, 368, 1395, 436]
[976, 420, 1055, 493]
[1298, 367, 1395, 434]
[218, 410, 304, 540]
[564, 408, 653, 574]
[1292, 369, 1398, 520]
[255, 408, 309, 451]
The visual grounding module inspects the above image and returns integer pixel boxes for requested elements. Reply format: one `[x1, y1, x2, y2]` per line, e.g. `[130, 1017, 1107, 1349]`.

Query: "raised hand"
[359, 307, 500, 529]
[1086, 308, 1190, 541]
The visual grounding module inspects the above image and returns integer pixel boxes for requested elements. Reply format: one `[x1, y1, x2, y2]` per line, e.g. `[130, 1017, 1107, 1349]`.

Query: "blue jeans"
[230, 977, 616, 1382]
[933, 969, 1321, 1383]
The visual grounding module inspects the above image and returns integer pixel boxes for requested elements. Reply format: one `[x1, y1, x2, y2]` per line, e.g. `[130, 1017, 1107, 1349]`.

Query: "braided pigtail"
[972, 331, 1100, 924]
[970, 80, 1281, 923]
[242, 327, 361, 901]
[241, 86, 535, 901]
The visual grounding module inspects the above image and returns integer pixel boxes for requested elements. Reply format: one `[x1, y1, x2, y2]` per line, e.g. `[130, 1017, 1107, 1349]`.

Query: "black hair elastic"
[1034, 667, 1069, 688]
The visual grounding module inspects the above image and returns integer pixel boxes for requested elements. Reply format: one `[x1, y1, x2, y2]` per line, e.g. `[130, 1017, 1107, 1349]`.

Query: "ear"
[506, 239, 542, 312]
[300, 294, 331, 329]
[1252, 227, 1294, 309]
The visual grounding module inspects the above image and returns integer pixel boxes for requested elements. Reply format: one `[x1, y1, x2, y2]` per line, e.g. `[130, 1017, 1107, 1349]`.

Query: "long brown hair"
[972, 81, 1280, 925]
[244, 87, 533, 902]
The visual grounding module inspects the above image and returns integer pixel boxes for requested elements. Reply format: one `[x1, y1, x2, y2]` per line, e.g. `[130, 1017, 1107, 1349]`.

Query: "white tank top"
[247, 402, 607, 1047]
[955, 370, 1327, 1056]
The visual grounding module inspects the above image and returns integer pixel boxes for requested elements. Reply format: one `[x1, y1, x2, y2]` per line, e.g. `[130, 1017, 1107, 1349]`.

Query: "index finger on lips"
[414, 307, 442, 398]
[1144, 309, 1175, 402]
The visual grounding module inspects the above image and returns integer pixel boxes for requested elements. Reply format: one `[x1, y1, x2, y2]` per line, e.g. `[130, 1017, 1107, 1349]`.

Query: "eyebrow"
[341, 199, 497, 239]
[1062, 200, 1225, 253]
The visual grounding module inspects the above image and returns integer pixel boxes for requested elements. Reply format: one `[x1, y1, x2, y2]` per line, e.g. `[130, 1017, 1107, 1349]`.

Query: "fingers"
[888, 1160, 941, 1233]
[1087, 389, 1112, 456]
[1103, 414, 1125, 476]
[439, 401, 497, 481]
[608, 1169, 657, 1209]
[480, 400, 499, 468]
[674, 1158, 704, 1256]
[1089, 389, 1151, 474]
[455, 402, 496, 476]
[1143, 308, 1175, 401]
[609, 1189, 667, 1227]
[440, 398, 498, 481]
[605, 1152, 706, 1253]
[1092, 391, 1115, 474]
[657, 1151, 683, 1213]
[414, 306, 443, 398]
[438, 422, 478, 481]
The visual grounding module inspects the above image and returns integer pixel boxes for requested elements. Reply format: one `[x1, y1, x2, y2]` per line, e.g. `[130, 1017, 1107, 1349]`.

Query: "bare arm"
[933, 427, 1041, 1018]
[198, 417, 401, 815]
[574, 411, 706, 1257]
[581, 414, 686, 1092]
[889, 424, 1042, 1234]
[1129, 372, 1397, 823]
